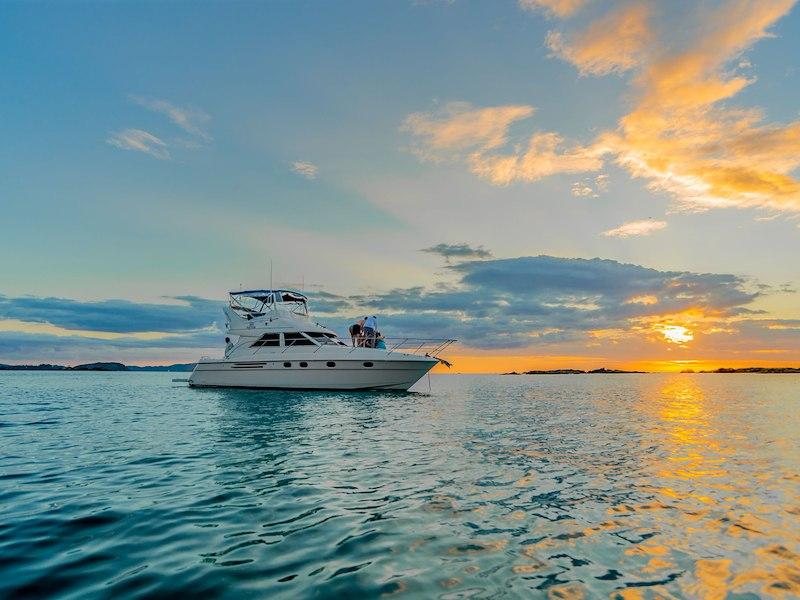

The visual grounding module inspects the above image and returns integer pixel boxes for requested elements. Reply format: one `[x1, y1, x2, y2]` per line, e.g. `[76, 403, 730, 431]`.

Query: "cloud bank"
[314, 255, 773, 353]
[2, 255, 797, 364]
[0, 295, 223, 334]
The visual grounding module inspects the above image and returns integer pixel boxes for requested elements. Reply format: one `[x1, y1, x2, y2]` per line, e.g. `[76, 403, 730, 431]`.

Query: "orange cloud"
[518, 0, 588, 18]
[401, 102, 534, 158]
[468, 132, 603, 184]
[406, 0, 800, 217]
[402, 103, 602, 184]
[546, 3, 653, 76]
[604, 0, 800, 213]
[626, 295, 659, 305]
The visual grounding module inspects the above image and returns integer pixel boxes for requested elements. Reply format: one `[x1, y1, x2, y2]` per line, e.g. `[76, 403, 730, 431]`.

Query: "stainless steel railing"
[341, 336, 456, 356]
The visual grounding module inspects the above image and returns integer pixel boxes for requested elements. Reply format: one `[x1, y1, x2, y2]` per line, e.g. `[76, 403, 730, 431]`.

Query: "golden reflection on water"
[641, 376, 800, 598]
[402, 376, 799, 597]
[656, 377, 728, 483]
[546, 582, 587, 599]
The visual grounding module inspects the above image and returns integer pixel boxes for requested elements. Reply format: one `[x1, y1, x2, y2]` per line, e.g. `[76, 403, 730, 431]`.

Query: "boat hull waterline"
[189, 357, 439, 391]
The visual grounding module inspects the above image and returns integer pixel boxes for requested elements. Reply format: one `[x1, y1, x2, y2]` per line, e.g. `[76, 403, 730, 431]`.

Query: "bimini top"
[230, 289, 308, 303]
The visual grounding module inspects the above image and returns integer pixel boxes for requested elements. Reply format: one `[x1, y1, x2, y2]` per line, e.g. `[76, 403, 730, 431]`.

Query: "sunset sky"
[2, 0, 800, 371]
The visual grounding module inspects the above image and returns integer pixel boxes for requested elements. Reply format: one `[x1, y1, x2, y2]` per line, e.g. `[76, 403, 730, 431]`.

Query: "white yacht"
[188, 289, 455, 391]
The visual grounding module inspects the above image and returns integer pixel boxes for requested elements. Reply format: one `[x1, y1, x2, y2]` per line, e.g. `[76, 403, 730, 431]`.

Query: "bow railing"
[343, 336, 456, 356]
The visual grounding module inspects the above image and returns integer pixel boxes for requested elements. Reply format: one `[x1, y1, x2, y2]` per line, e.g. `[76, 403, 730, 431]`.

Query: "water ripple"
[0, 372, 798, 598]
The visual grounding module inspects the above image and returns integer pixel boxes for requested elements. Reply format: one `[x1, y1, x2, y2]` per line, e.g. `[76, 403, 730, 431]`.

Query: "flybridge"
[229, 289, 308, 303]
[229, 289, 309, 318]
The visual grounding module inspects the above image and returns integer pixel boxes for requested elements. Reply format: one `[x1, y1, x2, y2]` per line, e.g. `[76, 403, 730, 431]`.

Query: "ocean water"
[1, 372, 798, 599]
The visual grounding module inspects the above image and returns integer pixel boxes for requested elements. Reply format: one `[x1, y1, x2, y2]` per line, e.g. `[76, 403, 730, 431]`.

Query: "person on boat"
[375, 333, 387, 350]
[348, 321, 362, 347]
[363, 315, 377, 347]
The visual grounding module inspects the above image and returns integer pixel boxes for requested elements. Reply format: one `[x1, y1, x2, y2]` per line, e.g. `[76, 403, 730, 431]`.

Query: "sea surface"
[1, 372, 798, 599]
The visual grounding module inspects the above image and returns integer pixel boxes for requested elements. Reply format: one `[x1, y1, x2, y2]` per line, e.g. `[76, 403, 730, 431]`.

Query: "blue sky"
[2, 0, 799, 368]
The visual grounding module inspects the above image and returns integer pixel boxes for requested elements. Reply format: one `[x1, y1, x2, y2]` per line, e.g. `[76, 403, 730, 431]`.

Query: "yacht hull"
[188, 357, 438, 391]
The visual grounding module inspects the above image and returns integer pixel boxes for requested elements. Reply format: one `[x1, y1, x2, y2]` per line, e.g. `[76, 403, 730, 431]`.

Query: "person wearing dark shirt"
[348, 321, 362, 347]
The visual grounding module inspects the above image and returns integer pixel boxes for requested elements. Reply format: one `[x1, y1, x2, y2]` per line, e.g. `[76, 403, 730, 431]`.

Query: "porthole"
[326, 361, 336, 368]
[283, 362, 291, 368]
[300, 362, 308, 368]
[363, 362, 374, 368]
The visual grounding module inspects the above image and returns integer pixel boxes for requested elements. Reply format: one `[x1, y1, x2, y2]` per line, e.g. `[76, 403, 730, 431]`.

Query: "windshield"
[229, 293, 309, 317]
[230, 294, 269, 313]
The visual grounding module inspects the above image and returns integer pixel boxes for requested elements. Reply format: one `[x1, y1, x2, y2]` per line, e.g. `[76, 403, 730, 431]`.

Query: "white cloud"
[401, 102, 535, 159]
[602, 219, 667, 238]
[292, 161, 318, 179]
[108, 96, 211, 160]
[571, 173, 609, 197]
[571, 182, 595, 197]
[130, 96, 211, 142]
[106, 129, 170, 160]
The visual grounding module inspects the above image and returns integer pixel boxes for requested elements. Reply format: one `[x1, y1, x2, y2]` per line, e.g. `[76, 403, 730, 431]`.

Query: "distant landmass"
[680, 367, 800, 374]
[503, 368, 646, 375]
[502, 367, 799, 375]
[0, 362, 195, 372]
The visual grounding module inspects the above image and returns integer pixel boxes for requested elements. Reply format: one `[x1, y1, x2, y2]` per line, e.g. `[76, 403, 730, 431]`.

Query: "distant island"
[0, 362, 195, 372]
[680, 367, 800, 374]
[503, 368, 646, 375]
[502, 367, 799, 375]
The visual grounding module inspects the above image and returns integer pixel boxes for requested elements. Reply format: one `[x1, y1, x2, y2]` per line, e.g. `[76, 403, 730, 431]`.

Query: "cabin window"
[363, 362, 373, 368]
[283, 362, 291, 368]
[283, 332, 316, 346]
[299, 362, 308, 368]
[250, 333, 280, 347]
[304, 331, 344, 345]
[326, 361, 336, 368]
[306, 332, 333, 338]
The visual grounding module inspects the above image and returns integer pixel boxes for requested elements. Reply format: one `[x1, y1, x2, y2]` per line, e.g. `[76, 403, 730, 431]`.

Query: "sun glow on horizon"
[659, 325, 694, 345]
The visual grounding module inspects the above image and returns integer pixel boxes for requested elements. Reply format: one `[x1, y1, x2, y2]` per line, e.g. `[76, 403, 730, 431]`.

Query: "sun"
[661, 325, 694, 345]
